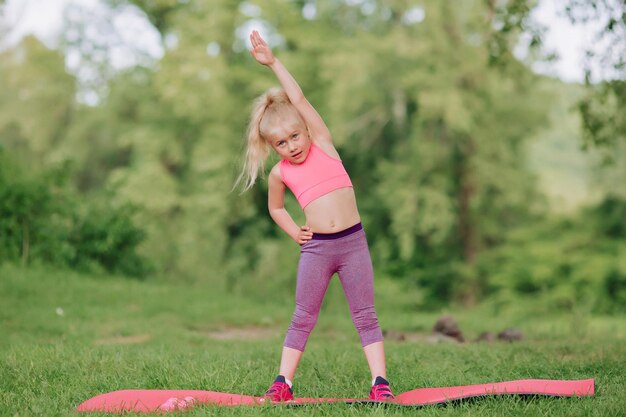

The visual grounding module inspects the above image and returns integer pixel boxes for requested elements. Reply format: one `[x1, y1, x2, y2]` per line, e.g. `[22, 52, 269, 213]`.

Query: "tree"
[92, 0, 554, 302]
[239, 0, 551, 304]
[563, 0, 625, 160]
[0, 36, 75, 168]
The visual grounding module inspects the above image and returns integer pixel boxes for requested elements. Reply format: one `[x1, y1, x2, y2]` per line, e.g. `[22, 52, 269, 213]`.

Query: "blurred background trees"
[0, 0, 624, 312]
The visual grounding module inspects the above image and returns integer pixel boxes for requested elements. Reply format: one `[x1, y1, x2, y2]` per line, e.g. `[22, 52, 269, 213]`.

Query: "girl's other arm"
[268, 165, 313, 245]
[250, 31, 332, 145]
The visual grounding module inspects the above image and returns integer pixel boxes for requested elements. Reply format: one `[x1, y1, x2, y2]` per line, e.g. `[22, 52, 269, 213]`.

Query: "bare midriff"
[303, 187, 361, 233]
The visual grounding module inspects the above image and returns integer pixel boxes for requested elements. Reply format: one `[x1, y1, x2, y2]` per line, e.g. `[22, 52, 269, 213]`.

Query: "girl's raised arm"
[249, 30, 332, 145]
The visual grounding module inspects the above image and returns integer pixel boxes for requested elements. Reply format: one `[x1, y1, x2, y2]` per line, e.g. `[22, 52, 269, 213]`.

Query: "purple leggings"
[283, 223, 384, 351]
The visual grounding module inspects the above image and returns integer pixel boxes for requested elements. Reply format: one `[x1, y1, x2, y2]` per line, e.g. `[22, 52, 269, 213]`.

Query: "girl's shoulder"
[269, 161, 283, 180]
[267, 162, 285, 192]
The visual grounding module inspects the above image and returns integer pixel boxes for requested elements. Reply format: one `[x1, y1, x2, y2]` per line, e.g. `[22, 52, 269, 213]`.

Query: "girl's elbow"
[268, 206, 284, 217]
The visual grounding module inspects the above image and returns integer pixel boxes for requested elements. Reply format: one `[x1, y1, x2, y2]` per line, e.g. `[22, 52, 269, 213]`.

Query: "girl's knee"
[290, 306, 319, 332]
[351, 305, 379, 332]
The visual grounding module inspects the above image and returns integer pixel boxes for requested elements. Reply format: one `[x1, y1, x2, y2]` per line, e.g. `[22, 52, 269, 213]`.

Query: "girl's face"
[268, 121, 311, 164]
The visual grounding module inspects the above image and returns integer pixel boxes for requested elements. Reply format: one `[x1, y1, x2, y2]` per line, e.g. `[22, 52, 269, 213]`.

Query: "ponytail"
[235, 88, 302, 192]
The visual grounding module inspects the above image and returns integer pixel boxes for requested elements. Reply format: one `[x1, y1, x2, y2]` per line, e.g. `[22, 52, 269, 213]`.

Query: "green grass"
[1, 264, 624, 416]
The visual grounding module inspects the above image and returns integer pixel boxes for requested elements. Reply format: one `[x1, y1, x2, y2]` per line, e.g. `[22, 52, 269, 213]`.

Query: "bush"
[0, 150, 152, 277]
[68, 201, 153, 277]
[475, 197, 626, 313]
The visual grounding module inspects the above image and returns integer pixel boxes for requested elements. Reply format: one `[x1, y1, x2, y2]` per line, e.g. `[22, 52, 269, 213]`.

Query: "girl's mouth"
[292, 151, 302, 159]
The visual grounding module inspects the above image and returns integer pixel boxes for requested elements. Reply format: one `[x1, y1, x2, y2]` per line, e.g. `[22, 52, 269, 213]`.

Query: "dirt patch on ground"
[206, 326, 278, 341]
[384, 330, 456, 343]
[94, 334, 151, 346]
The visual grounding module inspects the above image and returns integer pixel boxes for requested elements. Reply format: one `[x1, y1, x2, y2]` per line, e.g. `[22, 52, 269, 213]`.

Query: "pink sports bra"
[280, 143, 353, 208]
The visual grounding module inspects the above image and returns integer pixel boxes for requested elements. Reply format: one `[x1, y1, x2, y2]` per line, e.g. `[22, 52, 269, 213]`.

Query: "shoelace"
[372, 384, 395, 398]
[266, 382, 289, 395]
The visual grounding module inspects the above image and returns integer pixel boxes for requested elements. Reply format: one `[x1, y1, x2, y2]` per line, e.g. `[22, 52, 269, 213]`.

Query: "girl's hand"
[295, 225, 313, 245]
[249, 30, 275, 66]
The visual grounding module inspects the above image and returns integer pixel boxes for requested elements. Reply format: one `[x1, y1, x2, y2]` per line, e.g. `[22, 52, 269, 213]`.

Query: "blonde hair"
[235, 87, 306, 191]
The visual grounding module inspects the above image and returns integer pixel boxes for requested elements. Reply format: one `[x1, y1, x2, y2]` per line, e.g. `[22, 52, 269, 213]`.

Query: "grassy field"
[1, 263, 624, 416]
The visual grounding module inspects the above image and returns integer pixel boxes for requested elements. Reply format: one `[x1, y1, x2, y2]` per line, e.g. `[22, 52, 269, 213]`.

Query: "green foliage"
[476, 196, 626, 313]
[0, 150, 152, 277]
[564, 0, 626, 157]
[0, 152, 73, 266]
[2, 0, 623, 310]
[579, 81, 626, 151]
[593, 195, 626, 239]
[0, 36, 75, 167]
[68, 200, 153, 277]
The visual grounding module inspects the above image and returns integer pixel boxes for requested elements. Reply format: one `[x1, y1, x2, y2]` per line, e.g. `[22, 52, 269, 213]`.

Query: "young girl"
[238, 30, 394, 402]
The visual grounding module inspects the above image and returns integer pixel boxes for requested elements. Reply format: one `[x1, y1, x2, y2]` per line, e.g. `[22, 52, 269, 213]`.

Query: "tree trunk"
[457, 140, 476, 265]
[456, 139, 477, 305]
[21, 220, 30, 266]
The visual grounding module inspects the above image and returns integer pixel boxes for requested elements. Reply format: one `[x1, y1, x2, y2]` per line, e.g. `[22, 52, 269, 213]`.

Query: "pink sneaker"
[262, 375, 293, 402]
[369, 377, 395, 401]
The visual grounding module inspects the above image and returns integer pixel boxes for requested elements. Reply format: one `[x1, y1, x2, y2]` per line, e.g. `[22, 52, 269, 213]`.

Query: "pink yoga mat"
[76, 378, 594, 412]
